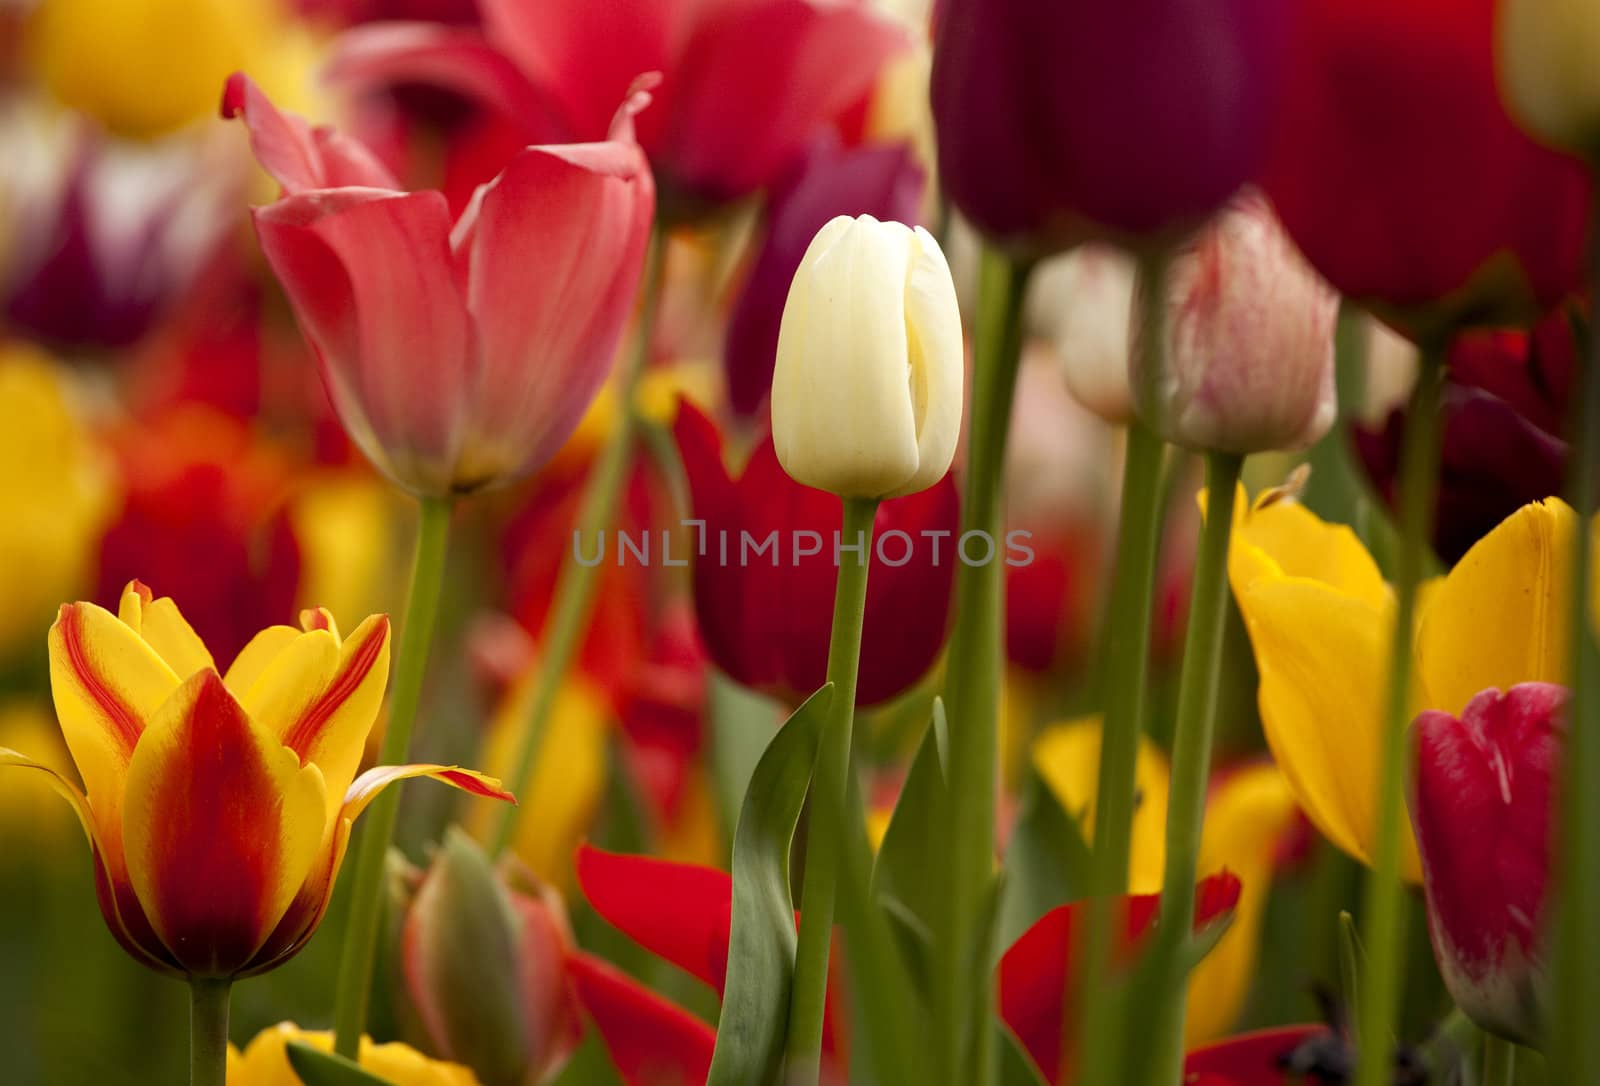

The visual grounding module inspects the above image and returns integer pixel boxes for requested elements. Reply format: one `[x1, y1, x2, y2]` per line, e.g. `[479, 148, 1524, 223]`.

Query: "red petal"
[575, 845, 732, 993]
[568, 951, 714, 1086]
[1182, 1025, 1332, 1085]
[222, 73, 397, 193]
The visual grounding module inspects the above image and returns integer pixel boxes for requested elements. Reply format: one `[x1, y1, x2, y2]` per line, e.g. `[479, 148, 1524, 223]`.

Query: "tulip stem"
[1074, 257, 1170, 1086]
[1553, 208, 1600, 1084]
[785, 496, 880, 1082]
[188, 979, 230, 1086]
[488, 225, 666, 859]
[933, 246, 1031, 1086]
[1137, 449, 1243, 1083]
[1353, 348, 1444, 1086]
[331, 492, 455, 1058]
[1482, 1036, 1516, 1086]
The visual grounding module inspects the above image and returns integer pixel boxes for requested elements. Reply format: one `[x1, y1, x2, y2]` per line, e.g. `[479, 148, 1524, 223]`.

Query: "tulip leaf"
[869, 697, 950, 984]
[285, 1041, 396, 1086]
[997, 763, 1094, 951]
[706, 682, 834, 1086]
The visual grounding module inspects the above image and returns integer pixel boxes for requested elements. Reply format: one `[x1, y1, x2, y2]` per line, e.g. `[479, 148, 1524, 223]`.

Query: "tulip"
[1261, 0, 1591, 338]
[327, 0, 909, 213]
[226, 74, 655, 497]
[566, 952, 715, 1086]
[0, 581, 511, 979]
[1353, 309, 1578, 562]
[1182, 1026, 1342, 1086]
[1131, 191, 1338, 455]
[1227, 487, 1598, 877]
[996, 872, 1242, 1084]
[97, 407, 301, 666]
[1498, 0, 1600, 155]
[929, 0, 1290, 252]
[1411, 682, 1561, 1043]
[724, 142, 927, 416]
[674, 401, 958, 706]
[771, 214, 962, 499]
[394, 828, 581, 1085]
[1034, 243, 1139, 425]
[228, 1023, 480, 1086]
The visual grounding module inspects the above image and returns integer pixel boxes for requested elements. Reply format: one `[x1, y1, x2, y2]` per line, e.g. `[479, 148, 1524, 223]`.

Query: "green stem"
[1482, 1036, 1517, 1086]
[1353, 348, 1444, 1086]
[488, 226, 666, 858]
[1553, 200, 1600, 1085]
[1139, 451, 1243, 1082]
[331, 493, 454, 1057]
[1074, 257, 1170, 1086]
[934, 247, 1031, 1086]
[784, 497, 879, 1082]
[188, 979, 231, 1086]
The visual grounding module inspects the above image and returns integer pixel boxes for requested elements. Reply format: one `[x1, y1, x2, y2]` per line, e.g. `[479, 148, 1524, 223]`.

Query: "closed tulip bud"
[1132, 192, 1338, 455]
[1498, 0, 1600, 156]
[1033, 243, 1138, 425]
[1410, 682, 1561, 1044]
[771, 214, 963, 499]
[398, 828, 580, 1086]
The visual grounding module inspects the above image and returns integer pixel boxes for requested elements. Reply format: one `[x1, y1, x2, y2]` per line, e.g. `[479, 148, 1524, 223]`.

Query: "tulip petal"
[450, 134, 653, 488]
[567, 951, 716, 1086]
[1182, 1025, 1334, 1085]
[344, 763, 515, 823]
[1228, 487, 1390, 609]
[238, 615, 392, 821]
[1417, 499, 1575, 718]
[576, 845, 732, 992]
[887, 225, 964, 498]
[116, 581, 215, 679]
[122, 670, 327, 976]
[221, 72, 398, 193]
[223, 625, 303, 695]
[1234, 577, 1423, 880]
[252, 189, 473, 496]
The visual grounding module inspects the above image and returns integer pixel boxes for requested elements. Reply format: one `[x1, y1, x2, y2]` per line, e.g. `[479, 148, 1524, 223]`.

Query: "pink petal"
[222, 72, 397, 193]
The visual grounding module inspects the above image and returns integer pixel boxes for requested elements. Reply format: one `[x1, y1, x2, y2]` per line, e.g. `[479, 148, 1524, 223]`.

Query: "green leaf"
[1339, 909, 1366, 1028]
[706, 683, 834, 1086]
[997, 764, 1094, 951]
[285, 1041, 395, 1085]
[709, 672, 784, 849]
[869, 698, 950, 983]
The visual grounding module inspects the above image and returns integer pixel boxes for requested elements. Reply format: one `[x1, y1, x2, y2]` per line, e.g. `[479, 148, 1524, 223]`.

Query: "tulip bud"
[1032, 243, 1138, 425]
[770, 214, 963, 499]
[397, 827, 580, 1086]
[1131, 192, 1338, 455]
[1498, 0, 1600, 156]
[1410, 682, 1561, 1044]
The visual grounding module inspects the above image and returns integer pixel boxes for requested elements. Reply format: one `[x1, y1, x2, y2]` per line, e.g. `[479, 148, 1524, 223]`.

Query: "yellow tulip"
[1031, 719, 1298, 1044]
[229, 1023, 480, 1086]
[1227, 487, 1595, 881]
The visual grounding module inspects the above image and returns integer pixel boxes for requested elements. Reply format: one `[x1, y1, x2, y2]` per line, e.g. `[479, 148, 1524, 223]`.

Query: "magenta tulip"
[224, 73, 655, 497]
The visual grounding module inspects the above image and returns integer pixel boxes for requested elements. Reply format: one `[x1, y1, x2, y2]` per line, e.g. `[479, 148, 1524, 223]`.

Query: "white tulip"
[771, 214, 964, 499]
[1032, 242, 1138, 424]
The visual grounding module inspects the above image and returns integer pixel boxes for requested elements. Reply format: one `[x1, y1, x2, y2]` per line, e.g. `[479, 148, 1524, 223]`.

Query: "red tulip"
[327, 0, 908, 213]
[1410, 682, 1562, 1043]
[673, 401, 957, 707]
[1182, 1026, 1340, 1086]
[566, 952, 715, 1086]
[224, 73, 655, 497]
[1260, 0, 1591, 339]
[930, 0, 1290, 253]
[996, 872, 1241, 1085]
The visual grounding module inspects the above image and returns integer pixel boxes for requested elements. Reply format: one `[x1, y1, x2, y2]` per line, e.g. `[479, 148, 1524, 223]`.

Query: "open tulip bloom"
[0, 581, 511, 980]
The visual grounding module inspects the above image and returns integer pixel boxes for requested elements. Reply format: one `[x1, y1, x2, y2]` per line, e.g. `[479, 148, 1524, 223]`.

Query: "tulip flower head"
[1, 581, 511, 980]
[1499, 0, 1600, 156]
[771, 214, 963, 500]
[1132, 192, 1339, 455]
[228, 1023, 481, 1086]
[225, 74, 656, 497]
[1036, 243, 1138, 425]
[1411, 682, 1562, 1043]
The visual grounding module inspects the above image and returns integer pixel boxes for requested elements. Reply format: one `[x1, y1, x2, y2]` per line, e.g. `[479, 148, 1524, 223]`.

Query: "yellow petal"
[1416, 499, 1575, 717]
[117, 583, 216, 679]
[1235, 577, 1422, 881]
[1031, 716, 1170, 894]
[230, 1023, 482, 1086]
[1228, 485, 1390, 609]
[223, 625, 303, 697]
[1185, 764, 1300, 1044]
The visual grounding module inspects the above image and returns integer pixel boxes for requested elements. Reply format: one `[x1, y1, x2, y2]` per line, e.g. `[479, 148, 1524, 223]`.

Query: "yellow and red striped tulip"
[1, 580, 512, 980]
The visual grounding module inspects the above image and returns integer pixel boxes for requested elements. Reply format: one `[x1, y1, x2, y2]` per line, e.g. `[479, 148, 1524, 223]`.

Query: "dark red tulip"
[1004, 527, 1098, 674]
[674, 401, 957, 707]
[996, 872, 1242, 1084]
[724, 140, 926, 416]
[328, 0, 908, 213]
[1353, 309, 1579, 562]
[930, 0, 1290, 253]
[1260, 0, 1591, 339]
[1411, 683, 1562, 1043]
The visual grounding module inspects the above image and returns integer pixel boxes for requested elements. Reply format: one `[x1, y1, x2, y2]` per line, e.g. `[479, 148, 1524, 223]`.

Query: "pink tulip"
[1410, 682, 1562, 1043]
[223, 73, 656, 497]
